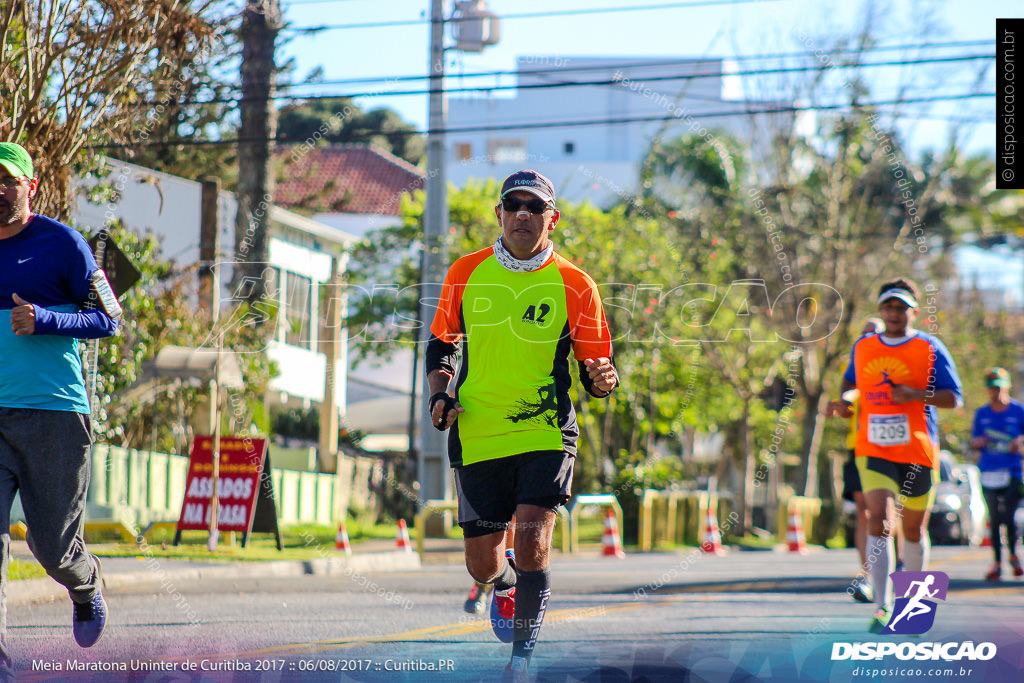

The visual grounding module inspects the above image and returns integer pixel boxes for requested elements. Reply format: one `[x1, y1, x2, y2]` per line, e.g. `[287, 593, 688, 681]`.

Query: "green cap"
[985, 367, 1011, 388]
[0, 143, 34, 179]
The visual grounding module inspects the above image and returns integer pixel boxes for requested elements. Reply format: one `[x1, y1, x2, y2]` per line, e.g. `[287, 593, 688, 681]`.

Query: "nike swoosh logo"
[17, 258, 31, 264]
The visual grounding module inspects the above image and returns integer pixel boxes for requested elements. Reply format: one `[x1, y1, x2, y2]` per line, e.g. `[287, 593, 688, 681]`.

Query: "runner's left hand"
[10, 293, 36, 336]
[585, 357, 617, 395]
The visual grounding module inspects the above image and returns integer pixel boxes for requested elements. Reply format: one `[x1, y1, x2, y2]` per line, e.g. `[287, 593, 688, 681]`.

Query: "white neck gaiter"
[493, 236, 553, 273]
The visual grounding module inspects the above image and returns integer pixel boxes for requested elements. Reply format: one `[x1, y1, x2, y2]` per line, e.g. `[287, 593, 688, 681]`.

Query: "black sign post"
[88, 229, 142, 296]
[246, 450, 282, 550]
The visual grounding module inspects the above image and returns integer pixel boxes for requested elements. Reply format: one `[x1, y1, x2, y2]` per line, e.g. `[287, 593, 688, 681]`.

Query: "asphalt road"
[8, 545, 1024, 682]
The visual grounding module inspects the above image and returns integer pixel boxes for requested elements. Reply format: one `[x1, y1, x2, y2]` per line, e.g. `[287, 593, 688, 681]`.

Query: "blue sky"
[273, 0, 1019, 296]
[277, 0, 1004, 148]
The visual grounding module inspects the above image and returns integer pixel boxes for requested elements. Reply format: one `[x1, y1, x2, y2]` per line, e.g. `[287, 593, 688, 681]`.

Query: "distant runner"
[828, 318, 883, 603]
[971, 367, 1024, 581]
[828, 278, 962, 633]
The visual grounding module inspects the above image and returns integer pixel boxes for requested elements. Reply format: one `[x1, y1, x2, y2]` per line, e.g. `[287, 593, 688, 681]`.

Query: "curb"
[8, 551, 421, 606]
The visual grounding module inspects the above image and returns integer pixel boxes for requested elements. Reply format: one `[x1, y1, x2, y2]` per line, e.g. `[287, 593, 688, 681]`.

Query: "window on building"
[318, 280, 346, 352]
[454, 142, 472, 161]
[488, 138, 527, 163]
[564, 141, 575, 155]
[284, 272, 312, 349]
[261, 266, 282, 339]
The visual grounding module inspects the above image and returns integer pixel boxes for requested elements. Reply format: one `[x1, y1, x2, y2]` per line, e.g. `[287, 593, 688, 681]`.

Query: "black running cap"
[499, 170, 556, 206]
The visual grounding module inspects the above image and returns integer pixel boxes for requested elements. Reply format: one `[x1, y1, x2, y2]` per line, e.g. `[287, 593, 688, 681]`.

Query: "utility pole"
[234, 0, 281, 305]
[416, 1, 499, 503]
[199, 177, 222, 317]
[418, 0, 451, 504]
[319, 256, 347, 475]
[200, 176, 223, 550]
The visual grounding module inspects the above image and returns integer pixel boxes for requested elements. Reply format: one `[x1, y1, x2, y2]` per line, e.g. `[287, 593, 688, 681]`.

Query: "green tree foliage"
[0, 0, 222, 218]
[276, 97, 425, 165]
[104, 4, 241, 185]
[633, 96, 1022, 519]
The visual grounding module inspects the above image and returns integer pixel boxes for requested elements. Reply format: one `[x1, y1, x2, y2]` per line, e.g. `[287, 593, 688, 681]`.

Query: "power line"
[285, 0, 785, 32]
[89, 91, 995, 149]
[126, 53, 993, 107]
[273, 40, 992, 89]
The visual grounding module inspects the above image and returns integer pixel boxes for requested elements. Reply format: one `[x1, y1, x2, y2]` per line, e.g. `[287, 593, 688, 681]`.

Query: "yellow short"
[855, 456, 938, 512]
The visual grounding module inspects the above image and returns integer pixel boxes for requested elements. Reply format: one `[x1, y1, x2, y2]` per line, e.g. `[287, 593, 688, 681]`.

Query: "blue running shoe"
[73, 593, 107, 647]
[490, 549, 516, 643]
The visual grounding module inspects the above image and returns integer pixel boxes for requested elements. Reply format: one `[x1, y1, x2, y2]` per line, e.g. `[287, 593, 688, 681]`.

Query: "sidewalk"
[7, 537, 466, 607]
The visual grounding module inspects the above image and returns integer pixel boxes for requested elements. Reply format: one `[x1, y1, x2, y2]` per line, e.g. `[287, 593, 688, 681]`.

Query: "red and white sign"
[176, 436, 268, 533]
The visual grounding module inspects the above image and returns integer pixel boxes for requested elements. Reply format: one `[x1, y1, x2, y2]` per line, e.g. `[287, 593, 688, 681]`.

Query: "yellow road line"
[175, 602, 652, 662]
[931, 550, 989, 566]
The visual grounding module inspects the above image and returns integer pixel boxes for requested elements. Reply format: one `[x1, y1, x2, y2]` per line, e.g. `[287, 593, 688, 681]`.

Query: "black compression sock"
[492, 559, 518, 592]
[511, 568, 551, 661]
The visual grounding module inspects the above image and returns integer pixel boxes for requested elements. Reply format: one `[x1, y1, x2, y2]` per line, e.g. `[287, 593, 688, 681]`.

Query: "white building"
[446, 56, 795, 205]
[74, 158, 356, 412]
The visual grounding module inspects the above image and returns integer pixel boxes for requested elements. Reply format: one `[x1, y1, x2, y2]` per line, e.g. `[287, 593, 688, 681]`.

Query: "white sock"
[866, 534, 893, 608]
[903, 538, 929, 572]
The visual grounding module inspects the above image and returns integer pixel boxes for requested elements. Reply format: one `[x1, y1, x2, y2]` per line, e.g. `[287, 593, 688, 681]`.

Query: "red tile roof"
[275, 144, 425, 216]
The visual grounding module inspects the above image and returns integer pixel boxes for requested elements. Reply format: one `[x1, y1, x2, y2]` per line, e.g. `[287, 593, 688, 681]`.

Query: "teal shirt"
[0, 304, 91, 413]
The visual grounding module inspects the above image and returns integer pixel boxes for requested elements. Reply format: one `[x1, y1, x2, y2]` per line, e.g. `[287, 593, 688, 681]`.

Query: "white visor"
[877, 287, 918, 308]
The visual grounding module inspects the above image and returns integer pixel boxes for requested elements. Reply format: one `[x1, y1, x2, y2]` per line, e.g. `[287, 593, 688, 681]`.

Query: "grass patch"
[9, 557, 46, 581]
[85, 520, 403, 563]
[732, 534, 780, 550]
[825, 528, 849, 549]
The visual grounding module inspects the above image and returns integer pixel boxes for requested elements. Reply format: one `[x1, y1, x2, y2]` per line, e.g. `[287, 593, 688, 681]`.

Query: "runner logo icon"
[882, 570, 948, 635]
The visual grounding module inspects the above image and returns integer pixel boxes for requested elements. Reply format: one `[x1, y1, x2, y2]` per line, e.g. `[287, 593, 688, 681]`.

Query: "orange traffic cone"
[601, 509, 626, 558]
[700, 508, 725, 555]
[787, 505, 808, 554]
[981, 517, 992, 548]
[396, 519, 413, 553]
[335, 522, 351, 555]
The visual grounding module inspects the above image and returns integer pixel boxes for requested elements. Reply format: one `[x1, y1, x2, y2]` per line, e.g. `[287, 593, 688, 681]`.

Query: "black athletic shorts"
[842, 449, 862, 502]
[862, 456, 933, 499]
[454, 450, 573, 538]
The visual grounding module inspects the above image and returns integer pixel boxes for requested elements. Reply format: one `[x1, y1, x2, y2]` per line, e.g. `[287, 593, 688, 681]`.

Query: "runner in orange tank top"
[827, 278, 962, 633]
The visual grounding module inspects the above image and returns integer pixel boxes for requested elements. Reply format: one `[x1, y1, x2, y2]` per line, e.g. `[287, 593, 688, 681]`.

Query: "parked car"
[929, 451, 986, 545]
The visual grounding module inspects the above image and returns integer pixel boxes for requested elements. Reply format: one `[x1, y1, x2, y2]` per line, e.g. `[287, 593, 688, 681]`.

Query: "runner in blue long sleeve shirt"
[0, 143, 120, 674]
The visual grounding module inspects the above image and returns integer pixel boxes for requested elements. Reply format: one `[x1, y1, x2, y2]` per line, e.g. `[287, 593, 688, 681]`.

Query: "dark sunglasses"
[501, 197, 553, 214]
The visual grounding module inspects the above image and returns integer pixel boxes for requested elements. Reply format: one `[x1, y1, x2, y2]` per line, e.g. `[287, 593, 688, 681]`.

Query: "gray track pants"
[0, 408, 101, 667]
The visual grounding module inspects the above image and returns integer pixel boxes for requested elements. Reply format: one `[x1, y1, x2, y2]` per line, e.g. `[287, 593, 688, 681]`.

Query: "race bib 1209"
[868, 414, 911, 447]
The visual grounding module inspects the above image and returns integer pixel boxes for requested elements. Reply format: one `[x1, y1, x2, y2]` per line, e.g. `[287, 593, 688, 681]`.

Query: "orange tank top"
[853, 334, 937, 467]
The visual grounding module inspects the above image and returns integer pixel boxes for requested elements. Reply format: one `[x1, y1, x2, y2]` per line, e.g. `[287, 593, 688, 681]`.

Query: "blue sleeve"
[33, 231, 118, 339]
[928, 336, 962, 402]
[68, 232, 98, 302]
[971, 409, 984, 439]
[34, 306, 118, 338]
[842, 342, 857, 385]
